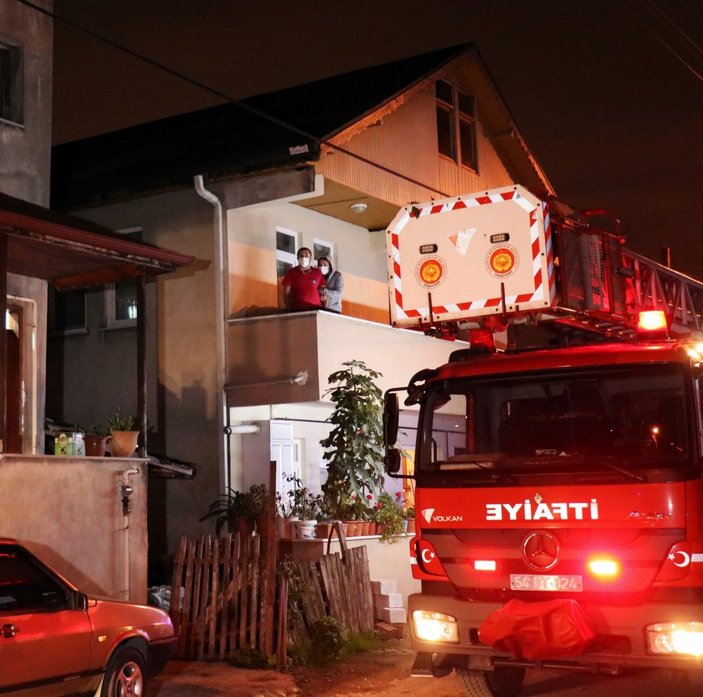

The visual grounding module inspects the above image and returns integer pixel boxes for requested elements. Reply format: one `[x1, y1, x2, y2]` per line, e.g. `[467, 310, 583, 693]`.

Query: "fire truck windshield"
[417, 364, 691, 476]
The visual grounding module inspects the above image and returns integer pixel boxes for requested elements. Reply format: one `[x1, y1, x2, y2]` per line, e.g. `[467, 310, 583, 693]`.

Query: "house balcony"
[225, 310, 459, 409]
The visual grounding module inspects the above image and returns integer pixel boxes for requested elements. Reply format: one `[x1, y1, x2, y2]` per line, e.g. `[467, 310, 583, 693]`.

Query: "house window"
[313, 238, 335, 266]
[104, 227, 141, 329]
[0, 42, 23, 126]
[435, 80, 477, 171]
[276, 226, 299, 278]
[48, 288, 87, 335]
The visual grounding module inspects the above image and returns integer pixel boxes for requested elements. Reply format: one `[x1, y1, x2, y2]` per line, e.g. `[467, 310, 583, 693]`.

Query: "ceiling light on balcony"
[349, 202, 368, 214]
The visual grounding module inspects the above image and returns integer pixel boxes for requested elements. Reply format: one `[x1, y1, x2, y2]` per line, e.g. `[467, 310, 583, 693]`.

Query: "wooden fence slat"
[249, 534, 260, 649]
[218, 533, 233, 659]
[228, 533, 242, 652]
[179, 538, 197, 657]
[195, 535, 212, 659]
[238, 532, 250, 650]
[206, 537, 220, 658]
[169, 536, 187, 639]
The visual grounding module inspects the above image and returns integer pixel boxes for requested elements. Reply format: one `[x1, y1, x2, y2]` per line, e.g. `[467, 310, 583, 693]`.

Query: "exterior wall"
[0, 0, 53, 205]
[318, 70, 514, 208]
[227, 311, 459, 491]
[0, 455, 148, 603]
[53, 189, 223, 570]
[228, 202, 388, 321]
[0, 0, 54, 455]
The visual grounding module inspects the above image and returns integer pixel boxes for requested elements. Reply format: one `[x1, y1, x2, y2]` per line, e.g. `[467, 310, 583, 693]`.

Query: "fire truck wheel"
[457, 667, 526, 697]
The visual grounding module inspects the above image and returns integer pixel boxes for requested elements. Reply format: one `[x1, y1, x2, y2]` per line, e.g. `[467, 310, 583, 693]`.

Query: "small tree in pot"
[320, 360, 385, 519]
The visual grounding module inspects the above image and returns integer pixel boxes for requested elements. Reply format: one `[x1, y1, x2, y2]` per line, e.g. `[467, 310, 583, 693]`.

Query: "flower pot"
[406, 518, 416, 534]
[276, 516, 296, 539]
[295, 520, 317, 539]
[109, 430, 139, 457]
[316, 522, 333, 539]
[85, 435, 108, 457]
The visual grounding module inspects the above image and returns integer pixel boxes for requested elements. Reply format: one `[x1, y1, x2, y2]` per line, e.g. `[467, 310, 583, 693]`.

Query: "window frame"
[48, 287, 88, 336]
[0, 41, 24, 127]
[103, 227, 142, 329]
[313, 238, 336, 267]
[435, 79, 478, 172]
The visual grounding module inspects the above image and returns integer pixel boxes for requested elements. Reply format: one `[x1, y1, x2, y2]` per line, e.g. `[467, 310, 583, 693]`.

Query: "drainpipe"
[121, 468, 140, 600]
[193, 175, 230, 492]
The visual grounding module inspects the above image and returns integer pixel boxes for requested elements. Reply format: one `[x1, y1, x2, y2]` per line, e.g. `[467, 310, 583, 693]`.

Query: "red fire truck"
[383, 185, 703, 696]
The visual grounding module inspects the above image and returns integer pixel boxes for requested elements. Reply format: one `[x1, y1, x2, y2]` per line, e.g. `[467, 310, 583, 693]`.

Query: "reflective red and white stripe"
[389, 189, 554, 321]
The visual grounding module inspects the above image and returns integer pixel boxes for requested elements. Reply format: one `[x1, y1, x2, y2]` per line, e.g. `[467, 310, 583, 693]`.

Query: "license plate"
[510, 574, 583, 592]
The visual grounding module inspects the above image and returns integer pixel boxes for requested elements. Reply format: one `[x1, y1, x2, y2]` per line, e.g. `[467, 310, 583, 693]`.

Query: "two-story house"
[51, 43, 554, 570]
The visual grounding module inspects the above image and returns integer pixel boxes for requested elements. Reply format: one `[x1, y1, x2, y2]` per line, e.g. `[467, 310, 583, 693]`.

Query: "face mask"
[319, 265, 329, 275]
[298, 257, 310, 268]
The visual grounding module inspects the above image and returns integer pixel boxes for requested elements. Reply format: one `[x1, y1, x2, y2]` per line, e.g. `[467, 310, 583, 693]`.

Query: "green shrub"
[310, 616, 348, 663]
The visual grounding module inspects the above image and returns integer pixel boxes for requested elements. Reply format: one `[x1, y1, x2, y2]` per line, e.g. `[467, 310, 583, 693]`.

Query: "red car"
[0, 538, 177, 696]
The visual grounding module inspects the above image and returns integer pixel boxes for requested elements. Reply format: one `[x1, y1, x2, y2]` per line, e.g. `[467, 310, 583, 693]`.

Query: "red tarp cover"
[478, 598, 597, 660]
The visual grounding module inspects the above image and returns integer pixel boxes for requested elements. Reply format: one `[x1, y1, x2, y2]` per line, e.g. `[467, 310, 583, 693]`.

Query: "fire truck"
[383, 184, 703, 696]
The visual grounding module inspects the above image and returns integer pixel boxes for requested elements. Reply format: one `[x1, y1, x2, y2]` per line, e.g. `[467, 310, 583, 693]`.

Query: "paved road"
[150, 658, 703, 697]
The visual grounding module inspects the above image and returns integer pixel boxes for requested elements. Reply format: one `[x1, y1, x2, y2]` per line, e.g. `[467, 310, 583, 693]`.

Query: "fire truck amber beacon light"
[637, 310, 667, 333]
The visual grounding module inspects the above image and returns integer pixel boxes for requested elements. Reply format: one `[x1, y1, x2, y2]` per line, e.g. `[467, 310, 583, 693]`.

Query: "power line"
[17, 0, 450, 198]
[619, 0, 703, 82]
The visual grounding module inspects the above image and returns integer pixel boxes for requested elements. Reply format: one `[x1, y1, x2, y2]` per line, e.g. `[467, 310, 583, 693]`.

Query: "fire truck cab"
[383, 186, 703, 696]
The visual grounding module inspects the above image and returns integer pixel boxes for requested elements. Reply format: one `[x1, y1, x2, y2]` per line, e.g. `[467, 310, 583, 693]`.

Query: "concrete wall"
[0, 0, 53, 205]
[0, 454, 148, 603]
[51, 189, 223, 573]
[0, 0, 53, 454]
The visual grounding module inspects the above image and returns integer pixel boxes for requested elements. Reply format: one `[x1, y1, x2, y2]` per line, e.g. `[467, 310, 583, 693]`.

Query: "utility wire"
[619, 0, 703, 82]
[17, 0, 451, 198]
[642, 0, 703, 58]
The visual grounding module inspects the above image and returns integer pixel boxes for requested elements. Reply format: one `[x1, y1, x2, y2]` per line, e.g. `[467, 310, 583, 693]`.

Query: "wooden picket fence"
[169, 532, 276, 660]
[284, 545, 375, 650]
[169, 528, 375, 664]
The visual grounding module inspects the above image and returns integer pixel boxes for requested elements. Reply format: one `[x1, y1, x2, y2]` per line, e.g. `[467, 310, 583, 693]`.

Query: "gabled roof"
[52, 44, 551, 210]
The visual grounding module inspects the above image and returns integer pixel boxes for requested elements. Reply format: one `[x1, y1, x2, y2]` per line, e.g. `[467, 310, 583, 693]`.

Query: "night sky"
[51, 0, 703, 276]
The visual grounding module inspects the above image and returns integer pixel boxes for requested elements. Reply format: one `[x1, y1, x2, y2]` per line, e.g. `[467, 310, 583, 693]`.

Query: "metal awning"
[0, 191, 194, 455]
[0, 191, 192, 288]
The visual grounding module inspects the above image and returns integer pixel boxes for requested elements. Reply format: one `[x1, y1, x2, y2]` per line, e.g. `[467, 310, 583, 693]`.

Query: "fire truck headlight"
[412, 610, 459, 643]
[647, 622, 703, 656]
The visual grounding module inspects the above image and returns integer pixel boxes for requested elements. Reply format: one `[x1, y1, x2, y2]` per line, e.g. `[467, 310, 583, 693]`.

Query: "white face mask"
[319, 265, 329, 275]
[298, 257, 311, 269]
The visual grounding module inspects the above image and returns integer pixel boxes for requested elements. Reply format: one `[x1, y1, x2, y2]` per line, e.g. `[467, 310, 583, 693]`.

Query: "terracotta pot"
[316, 522, 333, 539]
[109, 430, 139, 457]
[406, 518, 416, 534]
[85, 435, 108, 457]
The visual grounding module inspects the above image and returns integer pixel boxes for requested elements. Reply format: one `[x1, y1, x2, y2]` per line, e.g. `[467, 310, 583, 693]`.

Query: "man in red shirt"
[282, 247, 326, 310]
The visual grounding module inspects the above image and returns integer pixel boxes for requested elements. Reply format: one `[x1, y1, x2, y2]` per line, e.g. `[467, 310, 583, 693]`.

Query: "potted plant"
[107, 407, 139, 458]
[405, 505, 416, 534]
[320, 360, 385, 522]
[374, 491, 406, 542]
[200, 487, 253, 536]
[83, 424, 109, 457]
[286, 475, 321, 539]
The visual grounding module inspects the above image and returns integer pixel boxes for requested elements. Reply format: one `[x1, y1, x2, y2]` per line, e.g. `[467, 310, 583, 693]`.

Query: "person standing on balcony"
[282, 247, 326, 310]
[318, 256, 344, 313]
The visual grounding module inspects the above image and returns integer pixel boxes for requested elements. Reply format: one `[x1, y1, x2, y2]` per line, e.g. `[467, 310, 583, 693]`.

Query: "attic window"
[435, 80, 477, 172]
[0, 42, 23, 126]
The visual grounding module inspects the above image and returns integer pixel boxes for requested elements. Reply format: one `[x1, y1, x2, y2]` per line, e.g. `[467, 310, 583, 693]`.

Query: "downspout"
[121, 467, 140, 600]
[193, 175, 230, 492]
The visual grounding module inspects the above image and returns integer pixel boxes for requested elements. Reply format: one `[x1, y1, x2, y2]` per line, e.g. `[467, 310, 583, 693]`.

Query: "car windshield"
[417, 363, 692, 474]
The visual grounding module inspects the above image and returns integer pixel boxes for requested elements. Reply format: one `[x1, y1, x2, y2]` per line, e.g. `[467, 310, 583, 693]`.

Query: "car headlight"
[412, 610, 459, 643]
[647, 622, 703, 656]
